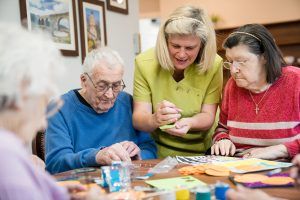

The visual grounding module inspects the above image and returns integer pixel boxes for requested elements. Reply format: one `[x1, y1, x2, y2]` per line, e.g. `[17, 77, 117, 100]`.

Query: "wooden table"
[55, 159, 300, 200]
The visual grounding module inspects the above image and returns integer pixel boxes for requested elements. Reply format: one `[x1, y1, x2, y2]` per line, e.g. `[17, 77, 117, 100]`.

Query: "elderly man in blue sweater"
[45, 47, 157, 174]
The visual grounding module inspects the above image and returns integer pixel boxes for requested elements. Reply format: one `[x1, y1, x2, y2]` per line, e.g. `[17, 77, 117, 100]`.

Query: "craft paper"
[146, 176, 206, 190]
[176, 155, 240, 165]
[218, 158, 292, 173]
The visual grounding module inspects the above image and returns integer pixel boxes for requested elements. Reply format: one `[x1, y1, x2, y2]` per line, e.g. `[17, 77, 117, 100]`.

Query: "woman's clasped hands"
[154, 100, 192, 137]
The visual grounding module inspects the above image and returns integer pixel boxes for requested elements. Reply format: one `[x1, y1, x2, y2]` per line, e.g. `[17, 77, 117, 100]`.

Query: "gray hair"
[82, 47, 124, 74]
[0, 23, 64, 111]
[156, 5, 216, 73]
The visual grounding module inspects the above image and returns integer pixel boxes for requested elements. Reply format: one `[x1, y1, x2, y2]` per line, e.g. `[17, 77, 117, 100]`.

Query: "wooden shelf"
[215, 20, 300, 58]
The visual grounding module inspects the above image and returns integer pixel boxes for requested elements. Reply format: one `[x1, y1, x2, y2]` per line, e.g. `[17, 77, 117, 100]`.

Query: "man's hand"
[120, 141, 141, 160]
[211, 139, 236, 156]
[95, 143, 131, 165]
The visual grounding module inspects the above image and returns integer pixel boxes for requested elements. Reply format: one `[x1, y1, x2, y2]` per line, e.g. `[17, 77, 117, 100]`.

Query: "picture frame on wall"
[78, 0, 107, 63]
[107, 0, 128, 15]
[19, 0, 79, 56]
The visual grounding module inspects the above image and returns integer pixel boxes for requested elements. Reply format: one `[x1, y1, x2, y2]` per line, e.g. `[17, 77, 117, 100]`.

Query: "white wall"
[139, 18, 160, 52]
[158, 0, 300, 29]
[0, 0, 139, 94]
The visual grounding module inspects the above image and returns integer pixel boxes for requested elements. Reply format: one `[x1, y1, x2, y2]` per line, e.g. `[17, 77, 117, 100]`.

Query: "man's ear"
[80, 74, 87, 88]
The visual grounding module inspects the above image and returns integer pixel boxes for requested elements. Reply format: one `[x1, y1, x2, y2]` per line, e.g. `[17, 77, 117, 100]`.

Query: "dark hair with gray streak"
[223, 24, 286, 83]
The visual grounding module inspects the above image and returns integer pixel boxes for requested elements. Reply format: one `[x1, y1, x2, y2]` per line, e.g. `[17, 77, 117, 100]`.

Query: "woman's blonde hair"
[156, 5, 216, 73]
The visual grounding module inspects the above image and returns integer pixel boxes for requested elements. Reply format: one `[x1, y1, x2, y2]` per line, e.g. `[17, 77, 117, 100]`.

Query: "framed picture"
[107, 0, 128, 15]
[78, 0, 107, 63]
[19, 0, 79, 56]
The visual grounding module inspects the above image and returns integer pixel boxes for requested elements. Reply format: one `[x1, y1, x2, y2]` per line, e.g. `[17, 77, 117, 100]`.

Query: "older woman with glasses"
[211, 24, 300, 160]
[45, 47, 156, 174]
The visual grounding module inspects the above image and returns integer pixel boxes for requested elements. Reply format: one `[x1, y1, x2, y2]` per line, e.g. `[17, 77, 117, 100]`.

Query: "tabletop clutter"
[57, 156, 294, 200]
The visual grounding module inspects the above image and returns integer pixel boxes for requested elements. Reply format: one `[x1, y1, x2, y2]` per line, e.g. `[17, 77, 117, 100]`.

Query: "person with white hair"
[45, 47, 157, 174]
[0, 23, 94, 199]
[133, 5, 223, 157]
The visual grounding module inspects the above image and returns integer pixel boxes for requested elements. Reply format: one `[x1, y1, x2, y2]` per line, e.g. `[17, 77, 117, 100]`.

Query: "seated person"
[211, 24, 300, 160]
[46, 47, 157, 174]
[0, 22, 99, 200]
[226, 154, 300, 200]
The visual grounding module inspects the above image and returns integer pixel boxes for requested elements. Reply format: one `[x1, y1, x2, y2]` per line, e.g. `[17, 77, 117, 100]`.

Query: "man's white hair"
[83, 47, 124, 74]
[0, 23, 64, 111]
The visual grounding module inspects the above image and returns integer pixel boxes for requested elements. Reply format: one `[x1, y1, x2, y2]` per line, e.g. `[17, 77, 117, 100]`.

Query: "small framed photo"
[107, 0, 128, 15]
[19, 0, 79, 56]
[78, 0, 107, 63]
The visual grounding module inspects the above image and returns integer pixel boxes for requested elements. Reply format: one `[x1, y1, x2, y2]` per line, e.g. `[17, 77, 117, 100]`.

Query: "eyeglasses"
[223, 60, 247, 70]
[85, 73, 126, 94]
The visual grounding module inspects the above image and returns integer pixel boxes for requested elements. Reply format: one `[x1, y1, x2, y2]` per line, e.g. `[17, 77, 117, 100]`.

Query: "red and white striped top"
[213, 66, 300, 158]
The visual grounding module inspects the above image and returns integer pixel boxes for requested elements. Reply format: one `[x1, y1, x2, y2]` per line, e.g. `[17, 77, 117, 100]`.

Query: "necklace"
[248, 85, 271, 115]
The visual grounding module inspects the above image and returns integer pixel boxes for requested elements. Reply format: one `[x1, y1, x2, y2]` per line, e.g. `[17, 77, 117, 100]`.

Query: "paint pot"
[195, 186, 211, 200]
[159, 190, 176, 200]
[107, 165, 122, 192]
[215, 182, 230, 200]
[100, 166, 110, 187]
[176, 188, 190, 200]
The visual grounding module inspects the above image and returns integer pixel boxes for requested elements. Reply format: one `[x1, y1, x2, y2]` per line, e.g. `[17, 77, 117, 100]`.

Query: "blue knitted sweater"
[45, 90, 157, 174]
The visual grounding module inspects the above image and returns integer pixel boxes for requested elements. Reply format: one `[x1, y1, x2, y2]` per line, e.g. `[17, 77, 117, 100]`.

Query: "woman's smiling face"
[167, 34, 201, 72]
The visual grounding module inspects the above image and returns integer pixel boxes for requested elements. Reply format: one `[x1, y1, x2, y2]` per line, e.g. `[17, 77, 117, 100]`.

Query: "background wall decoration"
[78, 0, 107, 63]
[19, 0, 78, 56]
[107, 0, 128, 15]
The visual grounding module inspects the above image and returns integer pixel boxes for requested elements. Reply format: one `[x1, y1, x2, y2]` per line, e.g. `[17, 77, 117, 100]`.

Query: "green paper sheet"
[145, 176, 206, 190]
[159, 124, 176, 130]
